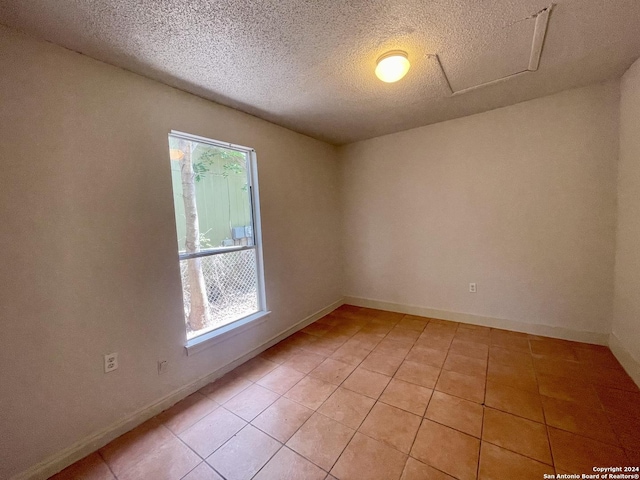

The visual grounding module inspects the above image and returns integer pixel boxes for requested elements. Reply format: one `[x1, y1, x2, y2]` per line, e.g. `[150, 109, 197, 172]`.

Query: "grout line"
[177, 462, 201, 480]
[529, 335, 557, 473]
[96, 450, 118, 479]
[248, 444, 287, 479]
[476, 339, 490, 480]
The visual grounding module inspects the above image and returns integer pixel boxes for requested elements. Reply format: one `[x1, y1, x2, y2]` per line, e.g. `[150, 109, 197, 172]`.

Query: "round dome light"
[375, 51, 411, 83]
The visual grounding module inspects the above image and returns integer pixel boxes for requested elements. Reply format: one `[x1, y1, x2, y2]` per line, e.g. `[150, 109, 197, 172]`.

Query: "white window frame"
[169, 130, 269, 356]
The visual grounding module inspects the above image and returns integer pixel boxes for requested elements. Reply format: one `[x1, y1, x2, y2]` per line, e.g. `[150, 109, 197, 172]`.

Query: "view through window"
[168, 132, 265, 340]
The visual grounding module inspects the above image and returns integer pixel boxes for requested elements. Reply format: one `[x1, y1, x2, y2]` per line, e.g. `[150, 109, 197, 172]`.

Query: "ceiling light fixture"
[375, 51, 411, 83]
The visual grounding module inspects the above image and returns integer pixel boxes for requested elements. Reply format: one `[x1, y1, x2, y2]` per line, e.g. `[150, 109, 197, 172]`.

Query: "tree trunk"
[179, 140, 211, 331]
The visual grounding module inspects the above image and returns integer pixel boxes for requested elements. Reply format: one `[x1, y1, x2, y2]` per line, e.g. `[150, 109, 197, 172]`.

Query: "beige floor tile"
[358, 402, 421, 453]
[415, 333, 454, 351]
[57, 311, 640, 480]
[309, 358, 357, 385]
[282, 350, 326, 374]
[425, 321, 458, 332]
[488, 346, 533, 368]
[400, 457, 456, 480]
[397, 316, 430, 332]
[49, 453, 115, 480]
[253, 447, 326, 480]
[321, 328, 352, 344]
[330, 341, 371, 365]
[224, 384, 280, 421]
[425, 391, 483, 438]
[595, 386, 640, 420]
[394, 360, 441, 389]
[405, 345, 447, 368]
[373, 338, 414, 359]
[386, 326, 421, 343]
[548, 427, 628, 473]
[606, 411, 640, 452]
[484, 380, 544, 422]
[536, 373, 601, 408]
[454, 330, 490, 345]
[486, 360, 537, 393]
[117, 435, 200, 480]
[342, 367, 391, 399]
[360, 352, 404, 376]
[542, 395, 618, 445]
[284, 376, 337, 410]
[443, 353, 487, 377]
[260, 343, 301, 364]
[574, 345, 622, 370]
[317, 387, 375, 429]
[233, 357, 279, 382]
[482, 408, 552, 464]
[584, 366, 639, 392]
[379, 378, 433, 416]
[457, 324, 490, 334]
[529, 339, 578, 360]
[478, 442, 554, 480]
[411, 420, 480, 480]
[256, 365, 306, 394]
[278, 331, 317, 350]
[99, 418, 174, 477]
[491, 329, 529, 347]
[350, 331, 384, 350]
[360, 323, 393, 337]
[207, 425, 281, 480]
[331, 432, 407, 480]
[435, 370, 485, 404]
[449, 339, 489, 360]
[315, 314, 343, 327]
[158, 392, 218, 435]
[532, 355, 584, 380]
[199, 374, 252, 404]
[251, 396, 313, 442]
[179, 408, 246, 458]
[373, 310, 405, 323]
[301, 336, 346, 357]
[287, 413, 355, 470]
[302, 322, 333, 337]
[182, 463, 224, 480]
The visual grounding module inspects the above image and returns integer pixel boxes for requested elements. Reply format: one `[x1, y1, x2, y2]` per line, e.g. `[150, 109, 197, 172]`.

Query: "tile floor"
[50, 305, 640, 480]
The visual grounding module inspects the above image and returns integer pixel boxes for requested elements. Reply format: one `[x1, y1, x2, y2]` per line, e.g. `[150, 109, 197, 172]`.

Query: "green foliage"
[194, 146, 246, 182]
[199, 229, 214, 248]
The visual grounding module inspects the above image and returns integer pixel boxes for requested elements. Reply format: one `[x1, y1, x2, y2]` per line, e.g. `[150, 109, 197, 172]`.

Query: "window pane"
[169, 138, 253, 252]
[179, 250, 259, 339]
[168, 134, 261, 338]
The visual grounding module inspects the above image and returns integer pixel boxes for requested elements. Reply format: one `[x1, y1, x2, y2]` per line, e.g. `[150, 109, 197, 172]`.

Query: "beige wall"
[612, 57, 640, 379]
[0, 27, 342, 479]
[340, 83, 620, 338]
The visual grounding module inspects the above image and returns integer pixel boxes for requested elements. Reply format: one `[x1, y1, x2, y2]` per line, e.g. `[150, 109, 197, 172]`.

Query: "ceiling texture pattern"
[1, 0, 639, 144]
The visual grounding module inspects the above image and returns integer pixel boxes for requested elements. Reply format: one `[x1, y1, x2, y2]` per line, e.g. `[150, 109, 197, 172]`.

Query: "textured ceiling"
[1, 0, 639, 145]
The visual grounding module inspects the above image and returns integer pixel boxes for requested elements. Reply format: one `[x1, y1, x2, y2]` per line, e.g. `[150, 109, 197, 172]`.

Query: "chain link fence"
[180, 249, 258, 338]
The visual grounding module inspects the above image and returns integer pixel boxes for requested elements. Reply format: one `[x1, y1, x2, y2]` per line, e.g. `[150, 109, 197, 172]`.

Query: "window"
[168, 131, 266, 348]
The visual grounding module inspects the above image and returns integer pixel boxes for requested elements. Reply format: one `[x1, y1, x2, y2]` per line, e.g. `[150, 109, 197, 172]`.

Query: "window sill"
[185, 310, 271, 356]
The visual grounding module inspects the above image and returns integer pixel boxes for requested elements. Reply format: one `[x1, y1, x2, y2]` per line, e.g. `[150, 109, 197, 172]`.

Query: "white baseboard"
[344, 296, 610, 345]
[14, 298, 344, 480]
[609, 332, 640, 388]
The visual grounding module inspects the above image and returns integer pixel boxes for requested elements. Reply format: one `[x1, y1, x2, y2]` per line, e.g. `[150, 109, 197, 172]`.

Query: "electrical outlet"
[104, 353, 118, 373]
[469, 283, 477, 293]
[157, 360, 168, 375]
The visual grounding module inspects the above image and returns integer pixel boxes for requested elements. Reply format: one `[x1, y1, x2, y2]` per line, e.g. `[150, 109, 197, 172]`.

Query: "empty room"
[1, 0, 639, 479]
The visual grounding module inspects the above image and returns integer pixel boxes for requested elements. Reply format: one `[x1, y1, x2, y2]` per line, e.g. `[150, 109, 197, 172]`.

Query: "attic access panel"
[437, 6, 551, 95]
